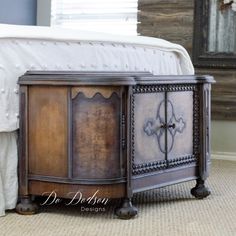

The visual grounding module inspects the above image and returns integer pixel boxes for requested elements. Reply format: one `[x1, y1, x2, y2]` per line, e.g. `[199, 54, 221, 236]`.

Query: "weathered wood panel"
[138, 0, 194, 9]
[138, 0, 236, 120]
[72, 90, 121, 179]
[138, 0, 194, 54]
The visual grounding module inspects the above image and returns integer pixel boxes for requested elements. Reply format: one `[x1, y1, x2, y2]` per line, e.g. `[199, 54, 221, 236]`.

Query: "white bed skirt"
[0, 131, 18, 216]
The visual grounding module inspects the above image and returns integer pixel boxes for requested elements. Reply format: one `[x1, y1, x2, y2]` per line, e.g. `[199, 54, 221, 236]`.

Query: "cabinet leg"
[191, 178, 211, 199]
[115, 198, 138, 220]
[16, 196, 39, 215]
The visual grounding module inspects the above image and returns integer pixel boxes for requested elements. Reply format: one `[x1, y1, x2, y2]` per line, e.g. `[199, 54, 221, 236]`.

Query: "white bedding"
[0, 132, 18, 216]
[0, 24, 194, 216]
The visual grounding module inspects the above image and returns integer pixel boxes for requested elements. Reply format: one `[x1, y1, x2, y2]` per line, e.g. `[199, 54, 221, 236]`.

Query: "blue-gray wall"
[0, 0, 37, 25]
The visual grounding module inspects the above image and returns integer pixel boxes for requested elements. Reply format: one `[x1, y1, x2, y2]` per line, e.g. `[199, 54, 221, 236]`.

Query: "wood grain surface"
[138, 0, 194, 54]
[28, 86, 68, 177]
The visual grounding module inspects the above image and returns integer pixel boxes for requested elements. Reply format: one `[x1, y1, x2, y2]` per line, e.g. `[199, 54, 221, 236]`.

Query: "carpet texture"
[0, 160, 235, 236]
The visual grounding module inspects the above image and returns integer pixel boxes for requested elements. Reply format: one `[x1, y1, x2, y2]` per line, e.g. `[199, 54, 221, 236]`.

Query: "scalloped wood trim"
[71, 86, 121, 99]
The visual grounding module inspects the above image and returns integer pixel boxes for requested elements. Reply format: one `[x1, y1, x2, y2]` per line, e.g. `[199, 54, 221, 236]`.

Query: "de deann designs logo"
[40, 190, 109, 212]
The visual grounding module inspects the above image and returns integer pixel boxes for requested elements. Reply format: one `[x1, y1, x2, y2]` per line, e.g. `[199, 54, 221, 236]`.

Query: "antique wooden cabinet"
[16, 71, 214, 219]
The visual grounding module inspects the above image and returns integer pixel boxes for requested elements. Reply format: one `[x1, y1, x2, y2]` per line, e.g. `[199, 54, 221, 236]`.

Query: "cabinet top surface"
[18, 71, 215, 86]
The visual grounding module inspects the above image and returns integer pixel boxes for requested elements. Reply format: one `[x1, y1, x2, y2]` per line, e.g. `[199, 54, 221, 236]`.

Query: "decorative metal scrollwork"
[143, 99, 186, 153]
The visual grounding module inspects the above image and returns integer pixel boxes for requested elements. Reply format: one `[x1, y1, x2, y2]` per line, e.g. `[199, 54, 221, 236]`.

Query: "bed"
[0, 23, 194, 216]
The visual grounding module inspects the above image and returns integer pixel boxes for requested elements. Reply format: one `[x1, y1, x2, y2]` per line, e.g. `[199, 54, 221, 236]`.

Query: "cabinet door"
[131, 84, 199, 176]
[131, 86, 167, 175]
[28, 86, 68, 177]
[166, 90, 196, 167]
[72, 87, 123, 179]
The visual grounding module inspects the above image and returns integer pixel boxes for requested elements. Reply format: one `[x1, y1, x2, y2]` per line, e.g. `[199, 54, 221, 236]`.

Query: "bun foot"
[115, 198, 138, 220]
[16, 196, 39, 215]
[191, 179, 211, 199]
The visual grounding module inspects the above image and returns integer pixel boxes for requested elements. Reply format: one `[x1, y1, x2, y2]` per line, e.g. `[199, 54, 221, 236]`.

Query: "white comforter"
[0, 24, 194, 216]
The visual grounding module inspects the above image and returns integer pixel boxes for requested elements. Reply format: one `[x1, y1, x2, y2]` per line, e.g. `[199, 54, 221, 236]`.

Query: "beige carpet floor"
[0, 160, 236, 236]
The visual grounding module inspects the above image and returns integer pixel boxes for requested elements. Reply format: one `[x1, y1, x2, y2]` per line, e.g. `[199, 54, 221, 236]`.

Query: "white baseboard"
[211, 152, 236, 161]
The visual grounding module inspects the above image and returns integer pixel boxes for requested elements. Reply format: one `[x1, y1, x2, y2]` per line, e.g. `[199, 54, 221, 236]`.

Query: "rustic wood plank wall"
[138, 0, 236, 120]
[138, 0, 194, 54]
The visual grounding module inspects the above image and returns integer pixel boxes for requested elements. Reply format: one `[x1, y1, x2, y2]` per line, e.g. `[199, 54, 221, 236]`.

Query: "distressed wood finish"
[18, 86, 28, 196]
[72, 90, 122, 179]
[17, 71, 214, 219]
[132, 165, 197, 193]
